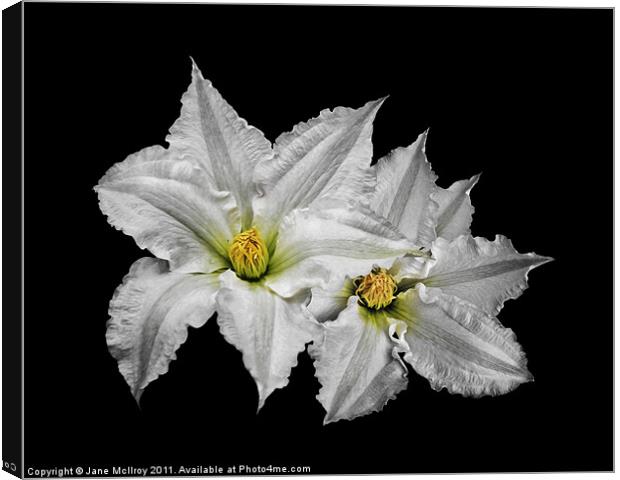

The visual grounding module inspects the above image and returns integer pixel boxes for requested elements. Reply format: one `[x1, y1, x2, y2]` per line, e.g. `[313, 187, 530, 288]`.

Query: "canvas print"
[5, 2, 612, 477]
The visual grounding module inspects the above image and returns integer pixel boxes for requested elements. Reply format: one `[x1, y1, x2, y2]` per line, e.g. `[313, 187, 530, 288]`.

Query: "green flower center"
[229, 227, 269, 280]
[354, 267, 398, 310]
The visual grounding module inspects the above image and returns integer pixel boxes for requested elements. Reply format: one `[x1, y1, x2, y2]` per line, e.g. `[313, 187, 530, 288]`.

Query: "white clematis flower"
[309, 131, 552, 424]
[96, 61, 425, 407]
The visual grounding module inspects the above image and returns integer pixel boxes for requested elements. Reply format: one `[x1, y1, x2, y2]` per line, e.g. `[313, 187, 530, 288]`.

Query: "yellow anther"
[355, 267, 398, 310]
[228, 227, 269, 281]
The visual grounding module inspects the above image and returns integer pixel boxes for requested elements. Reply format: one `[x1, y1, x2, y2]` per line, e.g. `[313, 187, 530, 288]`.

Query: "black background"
[22, 3, 612, 475]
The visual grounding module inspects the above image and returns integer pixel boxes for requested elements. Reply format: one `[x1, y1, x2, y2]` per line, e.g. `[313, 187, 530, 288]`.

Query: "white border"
[0, 2, 615, 480]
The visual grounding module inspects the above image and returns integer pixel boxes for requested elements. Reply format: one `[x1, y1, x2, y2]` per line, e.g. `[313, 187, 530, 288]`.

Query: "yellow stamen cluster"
[228, 227, 269, 281]
[354, 267, 398, 310]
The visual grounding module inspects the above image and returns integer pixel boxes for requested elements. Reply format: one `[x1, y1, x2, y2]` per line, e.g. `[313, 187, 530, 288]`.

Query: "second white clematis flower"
[309, 132, 552, 423]
[96, 62, 423, 407]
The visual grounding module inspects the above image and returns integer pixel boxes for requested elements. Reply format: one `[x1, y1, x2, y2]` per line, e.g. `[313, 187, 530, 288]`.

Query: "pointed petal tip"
[370, 97, 387, 113]
[256, 386, 268, 414]
[463, 173, 481, 193]
[323, 411, 357, 425]
[133, 387, 144, 405]
[322, 413, 337, 426]
[374, 94, 390, 104]
[418, 127, 430, 140]
[412, 128, 430, 149]
[515, 368, 534, 386]
[417, 129, 429, 151]
[189, 57, 205, 80]
[363, 95, 389, 116]
[189, 56, 198, 71]
[523, 249, 554, 269]
[537, 255, 555, 266]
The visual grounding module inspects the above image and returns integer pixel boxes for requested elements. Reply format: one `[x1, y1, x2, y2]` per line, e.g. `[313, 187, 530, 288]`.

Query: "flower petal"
[96, 145, 238, 273]
[266, 207, 424, 298]
[253, 99, 383, 237]
[371, 131, 438, 246]
[215, 270, 321, 409]
[310, 299, 409, 424]
[425, 235, 552, 316]
[308, 278, 356, 323]
[431, 174, 479, 241]
[166, 61, 273, 229]
[394, 285, 532, 396]
[106, 258, 220, 401]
